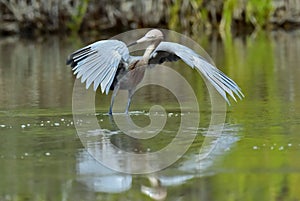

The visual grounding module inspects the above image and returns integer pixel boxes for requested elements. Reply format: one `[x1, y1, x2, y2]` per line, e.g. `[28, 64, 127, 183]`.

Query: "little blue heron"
[66, 29, 243, 114]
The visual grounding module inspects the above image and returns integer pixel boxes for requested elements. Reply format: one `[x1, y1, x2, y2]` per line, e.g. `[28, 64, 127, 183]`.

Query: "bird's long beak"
[136, 36, 149, 44]
[127, 41, 137, 47]
[127, 36, 148, 47]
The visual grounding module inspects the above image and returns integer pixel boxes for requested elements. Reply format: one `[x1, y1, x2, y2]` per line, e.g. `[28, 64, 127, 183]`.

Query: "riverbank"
[0, 0, 300, 36]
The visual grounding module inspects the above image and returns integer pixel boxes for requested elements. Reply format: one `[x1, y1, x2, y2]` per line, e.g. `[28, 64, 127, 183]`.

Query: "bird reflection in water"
[74, 123, 240, 200]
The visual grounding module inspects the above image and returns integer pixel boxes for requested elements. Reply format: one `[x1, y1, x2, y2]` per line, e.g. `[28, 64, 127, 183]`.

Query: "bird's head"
[128, 29, 164, 47]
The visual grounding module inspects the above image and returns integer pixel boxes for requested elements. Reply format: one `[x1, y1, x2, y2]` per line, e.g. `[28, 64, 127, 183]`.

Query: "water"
[0, 30, 300, 200]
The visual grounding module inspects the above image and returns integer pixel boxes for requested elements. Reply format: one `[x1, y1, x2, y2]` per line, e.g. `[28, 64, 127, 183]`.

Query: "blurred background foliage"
[0, 0, 299, 36]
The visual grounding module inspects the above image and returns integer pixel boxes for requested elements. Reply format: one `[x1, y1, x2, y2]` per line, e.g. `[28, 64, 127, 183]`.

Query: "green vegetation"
[67, 0, 90, 33]
[168, 0, 207, 33]
[246, 0, 274, 28]
[168, 0, 208, 34]
[168, 0, 182, 31]
[168, 0, 274, 33]
[220, 0, 239, 33]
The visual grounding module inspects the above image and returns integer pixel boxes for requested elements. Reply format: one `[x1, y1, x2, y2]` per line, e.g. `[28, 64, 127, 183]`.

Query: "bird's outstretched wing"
[149, 42, 244, 103]
[66, 40, 129, 94]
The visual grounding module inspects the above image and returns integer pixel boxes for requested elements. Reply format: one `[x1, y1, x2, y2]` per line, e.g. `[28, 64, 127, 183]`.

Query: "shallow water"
[0, 30, 300, 201]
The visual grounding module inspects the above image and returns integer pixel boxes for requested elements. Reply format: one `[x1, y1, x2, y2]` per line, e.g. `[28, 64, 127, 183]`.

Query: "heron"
[66, 29, 243, 114]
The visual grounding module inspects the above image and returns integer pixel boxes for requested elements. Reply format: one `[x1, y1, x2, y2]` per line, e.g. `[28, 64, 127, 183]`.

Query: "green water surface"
[0, 30, 300, 201]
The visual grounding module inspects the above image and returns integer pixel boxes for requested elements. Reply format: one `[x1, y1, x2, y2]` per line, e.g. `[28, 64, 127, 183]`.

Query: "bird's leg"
[109, 83, 120, 115]
[125, 89, 135, 114]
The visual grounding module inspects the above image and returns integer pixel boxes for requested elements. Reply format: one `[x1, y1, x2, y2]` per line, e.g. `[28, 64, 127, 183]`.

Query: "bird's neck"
[142, 41, 160, 63]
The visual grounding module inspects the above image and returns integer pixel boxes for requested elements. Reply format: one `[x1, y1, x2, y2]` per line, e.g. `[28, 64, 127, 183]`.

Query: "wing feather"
[77, 56, 102, 80]
[150, 42, 244, 103]
[84, 55, 111, 85]
[74, 54, 98, 74]
[66, 40, 129, 94]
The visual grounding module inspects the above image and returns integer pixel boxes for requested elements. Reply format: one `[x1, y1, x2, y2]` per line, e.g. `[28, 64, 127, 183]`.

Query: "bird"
[66, 29, 244, 114]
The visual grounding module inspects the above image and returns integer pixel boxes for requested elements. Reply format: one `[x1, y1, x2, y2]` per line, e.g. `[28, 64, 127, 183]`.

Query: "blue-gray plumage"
[66, 29, 244, 114]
